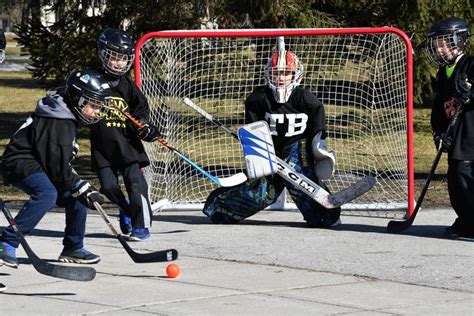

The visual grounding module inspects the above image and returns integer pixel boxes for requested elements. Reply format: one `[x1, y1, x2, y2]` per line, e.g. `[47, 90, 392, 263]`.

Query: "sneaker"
[0, 283, 6, 292]
[58, 248, 100, 264]
[444, 227, 460, 239]
[119, 209, 132, 235]
[128, 228, 151, 241]
[329, 218, 342, 227]
[0, 242, 18, 268]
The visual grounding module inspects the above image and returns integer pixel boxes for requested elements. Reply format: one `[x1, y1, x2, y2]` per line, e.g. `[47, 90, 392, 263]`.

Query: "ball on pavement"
[166, 263, 180, 278]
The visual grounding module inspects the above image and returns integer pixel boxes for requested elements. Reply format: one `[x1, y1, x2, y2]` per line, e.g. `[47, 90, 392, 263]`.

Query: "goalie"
[202, 46, 341, 228]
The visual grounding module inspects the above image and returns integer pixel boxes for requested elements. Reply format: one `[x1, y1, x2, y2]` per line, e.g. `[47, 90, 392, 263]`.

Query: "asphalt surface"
[0, 205, 473, 315]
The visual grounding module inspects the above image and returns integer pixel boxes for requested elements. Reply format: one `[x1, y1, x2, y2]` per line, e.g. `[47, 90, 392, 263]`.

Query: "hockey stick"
[106, 103, 247, 187]
[387, 103, 464, 233]
[183, 98, 375, 209]
[92, 202, 178, 263]
[0, 199, 96, 281]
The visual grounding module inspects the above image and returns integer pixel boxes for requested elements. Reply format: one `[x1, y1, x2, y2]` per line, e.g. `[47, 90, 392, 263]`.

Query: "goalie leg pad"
[282, 142, 341, 226]
[238, 121, 277, 179]
[202, 177, 284, 223]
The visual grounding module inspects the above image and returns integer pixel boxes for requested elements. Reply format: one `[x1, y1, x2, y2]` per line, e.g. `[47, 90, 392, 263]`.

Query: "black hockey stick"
[183, 98, 375, 208]
[387, 103, 464, 233]
[0, 199, 96, 281]
[105, 102, 247, 187]
[92, 202, 178, 263]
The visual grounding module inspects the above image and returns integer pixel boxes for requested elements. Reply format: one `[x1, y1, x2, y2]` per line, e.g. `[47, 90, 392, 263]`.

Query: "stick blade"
[328, 175, 376, 208]
[386, 218, 412, 233]
[118, 235, 178, 263]
[217, 172, 248, 187]
[31, 259, 96, 281]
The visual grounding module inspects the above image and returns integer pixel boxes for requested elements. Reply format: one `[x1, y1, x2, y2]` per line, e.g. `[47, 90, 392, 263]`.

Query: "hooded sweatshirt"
[1, 91, 81, 193]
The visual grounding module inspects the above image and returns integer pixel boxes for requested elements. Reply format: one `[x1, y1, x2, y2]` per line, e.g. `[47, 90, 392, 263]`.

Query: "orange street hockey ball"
[166, 263, 180, 278]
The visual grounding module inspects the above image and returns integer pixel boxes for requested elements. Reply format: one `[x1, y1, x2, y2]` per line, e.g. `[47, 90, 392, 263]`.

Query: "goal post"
[135, 28, 414, 218]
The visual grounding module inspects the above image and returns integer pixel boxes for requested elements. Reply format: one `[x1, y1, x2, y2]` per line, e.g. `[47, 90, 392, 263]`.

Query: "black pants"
[447, 159, 474, 237]
[98, 163, 152, 228]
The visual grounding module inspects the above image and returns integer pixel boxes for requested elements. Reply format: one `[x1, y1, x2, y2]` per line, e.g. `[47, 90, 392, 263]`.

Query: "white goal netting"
[135, 28, 414, 217]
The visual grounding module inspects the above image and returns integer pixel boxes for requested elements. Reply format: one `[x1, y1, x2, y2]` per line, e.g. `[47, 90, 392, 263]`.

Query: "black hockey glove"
[433, 132, 452, 153]
[455, 73, 472, 104]
[70, 181, 105, 209]
[137, 121, 161, 142]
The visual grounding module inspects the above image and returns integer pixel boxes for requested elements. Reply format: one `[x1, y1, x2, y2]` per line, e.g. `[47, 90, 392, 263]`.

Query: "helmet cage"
[99, 46, 135, 76]
[425, 32, 467, 66]
[73, 94, 110, 125]
[264, 50, 303, 103]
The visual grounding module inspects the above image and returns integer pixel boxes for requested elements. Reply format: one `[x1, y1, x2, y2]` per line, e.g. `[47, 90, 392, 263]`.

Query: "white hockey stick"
[183, 97, 375, 208]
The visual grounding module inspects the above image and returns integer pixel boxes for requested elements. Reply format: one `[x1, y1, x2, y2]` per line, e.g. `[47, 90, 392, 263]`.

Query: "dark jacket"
[90, 75, 150, 170]
[431, 55, 474, 160]
[1, 91, 81, 193]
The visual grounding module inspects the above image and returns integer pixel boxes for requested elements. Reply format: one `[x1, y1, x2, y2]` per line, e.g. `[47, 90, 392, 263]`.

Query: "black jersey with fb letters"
[245, 86, 326, 153]
[90, 76, 150, 169]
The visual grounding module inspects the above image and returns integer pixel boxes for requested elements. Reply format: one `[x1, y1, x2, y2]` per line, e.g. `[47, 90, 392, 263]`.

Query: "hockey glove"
[70, 181, 105, 209]
[137, 121, 161, 142]
[433, 132, 452, 153]
[455, 73, 472, 104]
[71, 141, 79, 162]
[312, 131, 336, 180]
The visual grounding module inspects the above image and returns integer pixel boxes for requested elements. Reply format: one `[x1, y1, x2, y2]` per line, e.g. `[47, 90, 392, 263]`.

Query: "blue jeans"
[0, 172, 87, 250]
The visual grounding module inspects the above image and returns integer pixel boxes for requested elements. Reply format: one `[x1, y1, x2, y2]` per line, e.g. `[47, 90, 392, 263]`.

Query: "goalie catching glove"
[238, 121, 277, 179]
[70, 180, 105, 209]
[312, 131, 336, 180]
[136, 120, 161, 142]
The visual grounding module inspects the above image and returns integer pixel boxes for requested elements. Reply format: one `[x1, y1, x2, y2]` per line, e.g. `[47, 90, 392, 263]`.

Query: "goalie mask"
[97, 28, 135, 77]
[425, 17, 470, 67]
[264, 50, 303, 103]
[66, 70, 111, 124]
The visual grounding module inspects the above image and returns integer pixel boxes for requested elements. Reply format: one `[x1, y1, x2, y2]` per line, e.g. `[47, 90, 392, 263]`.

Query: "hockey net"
[135, 28, 414, 217]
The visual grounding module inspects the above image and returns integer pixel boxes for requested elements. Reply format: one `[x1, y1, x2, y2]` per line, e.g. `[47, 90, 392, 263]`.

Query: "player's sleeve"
[302, 90, 326, 140]
[127, 78, 150, 121]
[35, 118, 81, 193]
[244, 90, 265, 124]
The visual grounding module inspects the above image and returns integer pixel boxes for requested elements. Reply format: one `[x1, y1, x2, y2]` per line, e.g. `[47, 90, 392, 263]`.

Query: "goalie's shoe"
[128, 228, 151, 241]
[0, 241, 18, 268]
[119, 209, 132, 235]
[58, 247, 100, 264]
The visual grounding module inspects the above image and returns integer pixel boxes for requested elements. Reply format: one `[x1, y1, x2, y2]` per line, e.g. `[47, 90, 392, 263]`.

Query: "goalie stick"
[106, 103, 247, 187]
[0, 199, 96, 281]
[92, 202, 178, 263]
[387, 103, 464, 233]
[183, 98, 375, 209]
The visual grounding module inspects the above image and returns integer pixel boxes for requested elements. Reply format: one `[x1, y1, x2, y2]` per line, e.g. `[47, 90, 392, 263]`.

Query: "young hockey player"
[0, 70, 110, 267]
[202, 46, 341, 227]
[91, 28, 160, 241]
[426, 17, 474, 239]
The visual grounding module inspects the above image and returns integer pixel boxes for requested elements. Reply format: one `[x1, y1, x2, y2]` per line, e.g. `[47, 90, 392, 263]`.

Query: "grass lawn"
[0, 71, 451, 208]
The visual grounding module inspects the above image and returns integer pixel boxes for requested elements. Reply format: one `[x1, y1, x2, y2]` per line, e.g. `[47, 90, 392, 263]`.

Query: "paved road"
[0, 206, 473, 315]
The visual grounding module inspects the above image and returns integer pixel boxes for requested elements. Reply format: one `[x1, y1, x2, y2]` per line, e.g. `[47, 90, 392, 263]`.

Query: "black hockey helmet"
[425, 17, 470, 66]
[66, 69, 111, 124]
[97, 28, 135, 77]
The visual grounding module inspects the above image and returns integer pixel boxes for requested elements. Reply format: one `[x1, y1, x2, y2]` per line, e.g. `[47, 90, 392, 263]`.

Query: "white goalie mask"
[264, 49, 303, 103]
